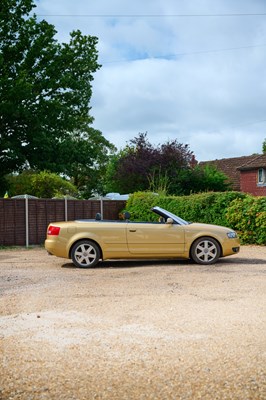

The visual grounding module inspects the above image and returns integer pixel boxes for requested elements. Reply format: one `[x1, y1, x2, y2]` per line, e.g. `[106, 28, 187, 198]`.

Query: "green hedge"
[226, 196, 266, 245]
[126, 191, 266, 245]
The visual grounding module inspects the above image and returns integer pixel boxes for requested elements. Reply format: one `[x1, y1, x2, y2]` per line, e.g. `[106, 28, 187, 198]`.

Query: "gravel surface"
[0, 246, 265, 400]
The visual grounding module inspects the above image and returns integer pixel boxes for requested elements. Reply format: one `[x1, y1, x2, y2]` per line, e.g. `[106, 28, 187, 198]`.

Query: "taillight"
[47, 225, 60, 236]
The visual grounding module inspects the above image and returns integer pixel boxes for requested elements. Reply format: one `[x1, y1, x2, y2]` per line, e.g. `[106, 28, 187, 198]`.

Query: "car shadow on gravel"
[221, 257, 266, 265]
[61, 256, 266, 269]
[61, 259, 189, 269]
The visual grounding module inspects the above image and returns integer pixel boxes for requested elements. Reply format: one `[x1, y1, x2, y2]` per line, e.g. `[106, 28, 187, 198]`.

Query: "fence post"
[65, 197, 68, 221]
[25, 195, 29, 248]
[100, 197, 103, 219]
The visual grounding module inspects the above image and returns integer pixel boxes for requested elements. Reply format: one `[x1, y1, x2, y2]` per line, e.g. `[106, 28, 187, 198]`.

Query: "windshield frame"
[152, 206, 189, 225]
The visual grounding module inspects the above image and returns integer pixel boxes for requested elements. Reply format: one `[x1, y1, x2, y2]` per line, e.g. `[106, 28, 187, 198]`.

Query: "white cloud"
[35, 0, 266, 160]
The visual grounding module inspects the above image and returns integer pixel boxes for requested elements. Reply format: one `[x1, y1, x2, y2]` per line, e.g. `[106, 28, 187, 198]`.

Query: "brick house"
[200, 154, 266, 196]
[237, 154, 266, 196]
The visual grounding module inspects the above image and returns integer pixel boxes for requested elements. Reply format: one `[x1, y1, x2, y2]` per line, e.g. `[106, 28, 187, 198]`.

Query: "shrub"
[6, 170, 78, 198]
[126, 192, 159, 221]
[126, 191, 246, 227]
[226, 196, 266, 244]
[126, 191, 266, 244]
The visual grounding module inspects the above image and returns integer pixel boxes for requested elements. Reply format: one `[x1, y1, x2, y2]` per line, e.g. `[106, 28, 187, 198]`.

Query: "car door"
[126, 222, 185, 254]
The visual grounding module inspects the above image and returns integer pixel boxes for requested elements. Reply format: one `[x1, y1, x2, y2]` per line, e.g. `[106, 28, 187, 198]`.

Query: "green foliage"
[0, 0, 114, 191]
[126, 191, 266, 244]
[173, 165, 230, 195]
[126, 191, 247, 227]
[148, 168, 169, 196]
[226, 196, 266, 244]
[263, 138, 266, 153]
[104, 149, 129, 194]
[126, 192, 160, 221]
[104, 132, 194, 194]
[6, 170, 78, 198]
[104, 133, 229, 196]
[66, 128, 115, 198]
[5, 170, 34, 196]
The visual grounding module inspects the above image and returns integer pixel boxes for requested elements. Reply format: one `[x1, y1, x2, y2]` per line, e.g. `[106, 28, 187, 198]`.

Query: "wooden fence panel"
[0, 199, 26, 246]
[0, 199, 126, 246]
[49, 200, 65, 222]
[14, 200, 26, 246]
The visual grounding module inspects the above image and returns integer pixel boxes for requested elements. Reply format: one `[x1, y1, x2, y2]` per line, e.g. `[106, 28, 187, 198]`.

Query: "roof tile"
[200, 154, 262, 191]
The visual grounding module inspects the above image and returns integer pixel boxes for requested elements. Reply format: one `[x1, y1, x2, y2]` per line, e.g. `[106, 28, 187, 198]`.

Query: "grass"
[0, 245, 44, 251]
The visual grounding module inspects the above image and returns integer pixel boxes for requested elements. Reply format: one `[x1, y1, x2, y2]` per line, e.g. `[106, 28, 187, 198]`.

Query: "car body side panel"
[45, 218, 240, 263]
[126, 222, 185, 254]
[183, 223, 240, 256]
[45, 221, 130, 259]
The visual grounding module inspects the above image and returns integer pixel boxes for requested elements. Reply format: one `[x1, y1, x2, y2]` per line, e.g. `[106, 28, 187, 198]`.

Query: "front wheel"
[71, 240, 101, 268]
[190, 237, 220, 265]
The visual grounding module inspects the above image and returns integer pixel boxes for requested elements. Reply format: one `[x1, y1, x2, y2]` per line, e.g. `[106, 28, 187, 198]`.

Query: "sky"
[34, 0, 266, 161]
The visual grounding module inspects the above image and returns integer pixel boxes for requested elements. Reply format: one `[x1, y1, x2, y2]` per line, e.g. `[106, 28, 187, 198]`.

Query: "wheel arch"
[69, 238, 103, 260]
[189, 235, 223, 259]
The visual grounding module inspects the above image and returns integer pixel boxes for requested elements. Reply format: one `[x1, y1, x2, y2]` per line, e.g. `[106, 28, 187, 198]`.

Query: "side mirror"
[166, 218, 174, 224]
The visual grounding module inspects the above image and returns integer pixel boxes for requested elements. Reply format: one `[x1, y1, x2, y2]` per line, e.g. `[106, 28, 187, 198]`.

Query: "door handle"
[129, 229, 136, 232]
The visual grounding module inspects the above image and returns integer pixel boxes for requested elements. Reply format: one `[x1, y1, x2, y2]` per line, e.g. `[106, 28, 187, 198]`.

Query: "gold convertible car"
[45, 206, 240, 268]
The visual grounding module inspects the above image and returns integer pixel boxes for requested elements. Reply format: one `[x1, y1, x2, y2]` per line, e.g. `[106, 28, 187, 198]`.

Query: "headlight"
[227, 231, 237, 239]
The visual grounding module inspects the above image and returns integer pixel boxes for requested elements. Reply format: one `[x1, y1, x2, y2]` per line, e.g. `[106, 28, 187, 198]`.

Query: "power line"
[229, 119, 266, 129]
[204, 119, 266, 139]
[33, 13, 266, 18]
[101, 43, 266, 64]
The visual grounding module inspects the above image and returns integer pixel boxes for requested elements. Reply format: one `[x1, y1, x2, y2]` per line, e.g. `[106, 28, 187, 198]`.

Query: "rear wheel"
[71, 240, 100, 268]
[190, 237, 220, 265]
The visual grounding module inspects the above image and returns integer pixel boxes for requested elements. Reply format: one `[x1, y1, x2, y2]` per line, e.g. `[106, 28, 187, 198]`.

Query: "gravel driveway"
[0, 246, 265, 400]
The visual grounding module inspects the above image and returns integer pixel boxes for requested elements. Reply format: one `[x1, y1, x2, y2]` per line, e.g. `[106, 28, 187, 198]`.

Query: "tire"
[190, 237, 220, 265]
[71, 240, 100, 268]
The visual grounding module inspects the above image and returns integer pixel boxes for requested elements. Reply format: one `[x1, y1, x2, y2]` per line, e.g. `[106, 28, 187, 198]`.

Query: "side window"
[258, 168, 265, 184]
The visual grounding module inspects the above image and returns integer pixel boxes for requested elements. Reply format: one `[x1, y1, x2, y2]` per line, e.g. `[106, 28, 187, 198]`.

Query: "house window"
[258, 168, 266, 185]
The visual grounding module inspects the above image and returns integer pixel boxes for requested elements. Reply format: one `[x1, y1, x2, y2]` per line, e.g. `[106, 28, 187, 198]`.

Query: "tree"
[0, 0, 114, 190]
[6, 170, 78, 198]
[52, 128, 115, 197]
[176, 165, 230, 195]
[104, 132, 230, 195]
[104, 132, 194, 194]
[263, 138, 266, 153]
[105, 134, 159, 193]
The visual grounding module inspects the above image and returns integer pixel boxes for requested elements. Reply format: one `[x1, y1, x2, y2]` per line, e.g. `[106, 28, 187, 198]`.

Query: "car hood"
[185, 222, 233, 233]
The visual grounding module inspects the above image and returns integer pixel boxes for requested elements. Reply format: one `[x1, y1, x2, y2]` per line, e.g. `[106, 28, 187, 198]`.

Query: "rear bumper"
[45, 238, 69, 259]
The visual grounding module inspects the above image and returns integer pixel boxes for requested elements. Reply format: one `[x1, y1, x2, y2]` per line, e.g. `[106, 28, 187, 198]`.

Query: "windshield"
[152, 206, 189, 225]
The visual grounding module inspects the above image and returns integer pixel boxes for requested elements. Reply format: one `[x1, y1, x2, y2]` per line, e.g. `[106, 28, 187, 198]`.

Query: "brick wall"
[240, 170, 266, 196]
[0, 199, 126, 246]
